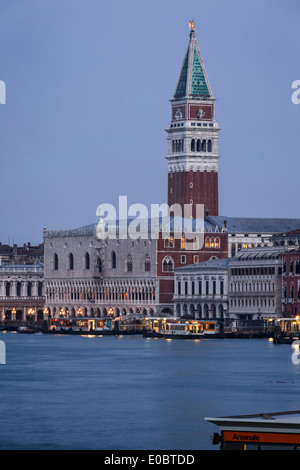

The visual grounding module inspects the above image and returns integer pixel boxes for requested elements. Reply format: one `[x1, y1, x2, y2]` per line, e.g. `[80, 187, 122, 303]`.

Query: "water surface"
[0, 332, 299, 450]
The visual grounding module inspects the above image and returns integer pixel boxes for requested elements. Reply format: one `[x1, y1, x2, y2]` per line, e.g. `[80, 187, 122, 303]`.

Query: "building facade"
[0, 264, 45, 322]
[206, 216, 300, 258]
[173, 258, 229, 319]
[44, 224, 158, 318]
[43, 217, 230, 319]
[0, 242, 44, 266]
[228, 247, 283, 320]
[174, 247, 284, 322]
[282, 248, 300, 317]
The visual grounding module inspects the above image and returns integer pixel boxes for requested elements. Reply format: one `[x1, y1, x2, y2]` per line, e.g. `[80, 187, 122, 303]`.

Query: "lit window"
[164, 237, 174, 248]
[181, 237, 185, 249]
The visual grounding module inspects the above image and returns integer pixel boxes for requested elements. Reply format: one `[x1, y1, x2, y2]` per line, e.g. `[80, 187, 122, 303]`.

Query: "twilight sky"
[0, 0, 299, 245]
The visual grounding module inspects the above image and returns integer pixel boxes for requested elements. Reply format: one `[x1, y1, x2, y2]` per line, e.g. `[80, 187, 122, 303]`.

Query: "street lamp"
[43, 307, 49, 319]
[27, 308, 35, 324]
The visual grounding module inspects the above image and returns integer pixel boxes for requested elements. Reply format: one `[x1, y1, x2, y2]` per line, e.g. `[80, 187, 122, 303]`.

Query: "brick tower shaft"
[166, 23, 220, 218]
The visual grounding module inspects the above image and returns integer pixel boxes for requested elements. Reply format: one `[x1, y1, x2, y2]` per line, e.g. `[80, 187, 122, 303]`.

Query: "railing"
[0, 296, 45, 301]
[173, 294, 227, 301]
[46, 298, 156, 305]
[0, 266, 43, 273]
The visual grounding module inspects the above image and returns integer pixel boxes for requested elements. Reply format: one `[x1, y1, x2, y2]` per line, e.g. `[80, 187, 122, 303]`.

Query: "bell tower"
[166, 22, 220, 218]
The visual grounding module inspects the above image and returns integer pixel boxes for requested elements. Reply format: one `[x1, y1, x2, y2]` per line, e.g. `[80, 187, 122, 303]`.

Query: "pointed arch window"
[53, 253, 59, 270]
[202, 139, 207, 152]
[68, 253, 74, 270]
[145, 254, 151, 272]
[196, 139, 201, 152]
[162, 256, 174, 272]
[191, 139, 195, 152]
[127, 254, 133, 272]
[111, 251, 116, 269]
[85, 252, 90, 270]
[97, 258, 102, 273]
[208, 139, 212, 152]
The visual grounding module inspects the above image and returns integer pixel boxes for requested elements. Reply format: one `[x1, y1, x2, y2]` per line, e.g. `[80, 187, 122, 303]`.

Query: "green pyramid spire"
[190, 45, 210, 96]
[173, 27, 213, 99]
[174, 45, 190, 98]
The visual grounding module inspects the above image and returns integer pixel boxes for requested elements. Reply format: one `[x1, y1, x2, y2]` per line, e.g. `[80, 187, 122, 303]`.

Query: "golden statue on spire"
[189, 20, 195, 32]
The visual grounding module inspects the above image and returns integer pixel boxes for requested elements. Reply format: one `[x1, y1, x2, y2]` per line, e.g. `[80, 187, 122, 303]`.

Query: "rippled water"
[0, 331, 299, 450]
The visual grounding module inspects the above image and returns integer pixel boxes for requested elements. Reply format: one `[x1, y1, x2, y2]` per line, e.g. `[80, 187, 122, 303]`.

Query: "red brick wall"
[168, 170, 219, 217]
[157, 232, 228, 304]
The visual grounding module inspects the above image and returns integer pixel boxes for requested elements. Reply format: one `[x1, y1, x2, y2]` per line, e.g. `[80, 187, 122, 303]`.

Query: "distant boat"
[17, 327, 37, 334]
[143, 319, 204, 339]
[47, 317, 115, 335]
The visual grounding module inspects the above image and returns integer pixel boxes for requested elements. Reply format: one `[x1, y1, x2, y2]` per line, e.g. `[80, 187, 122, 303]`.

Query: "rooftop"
[175, 257, 230, 273]
[207, 216, 300, 234]
[44, 216, 300, 239]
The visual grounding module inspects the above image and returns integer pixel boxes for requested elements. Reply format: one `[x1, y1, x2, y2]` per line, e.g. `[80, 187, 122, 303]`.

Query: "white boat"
[144, 319, 204, 339]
